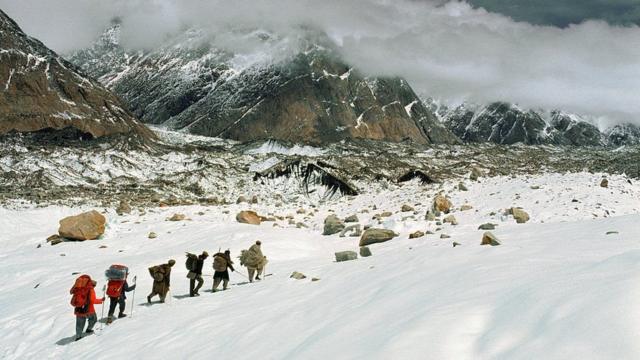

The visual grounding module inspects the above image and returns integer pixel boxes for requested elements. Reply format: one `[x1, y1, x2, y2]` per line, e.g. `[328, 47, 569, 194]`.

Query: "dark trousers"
[75, 314, 97, 338]
[108, 296, 126, 317]
[189, 275, 203, 296]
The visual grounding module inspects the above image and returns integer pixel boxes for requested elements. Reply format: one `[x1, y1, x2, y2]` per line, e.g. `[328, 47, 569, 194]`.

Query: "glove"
[101, 297, 106, 301]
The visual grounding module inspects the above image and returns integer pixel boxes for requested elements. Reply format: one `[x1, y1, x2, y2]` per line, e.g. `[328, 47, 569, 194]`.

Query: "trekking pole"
[100, 284, 106, 330]
[130, 275, 137, 318]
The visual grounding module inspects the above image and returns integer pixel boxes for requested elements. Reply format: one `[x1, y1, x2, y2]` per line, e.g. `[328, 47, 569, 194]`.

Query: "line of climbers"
[69, 241, 268, 341]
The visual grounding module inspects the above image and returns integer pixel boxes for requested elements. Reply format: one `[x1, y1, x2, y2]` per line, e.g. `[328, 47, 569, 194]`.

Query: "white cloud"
[2, 0, 639, 125]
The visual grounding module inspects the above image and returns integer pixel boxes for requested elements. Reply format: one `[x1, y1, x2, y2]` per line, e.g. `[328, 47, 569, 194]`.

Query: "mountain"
[0, 10, 153, 141]
[434, 101, 608, 147]
[70, 25, 459, 145]
[605, 123, 640, 147]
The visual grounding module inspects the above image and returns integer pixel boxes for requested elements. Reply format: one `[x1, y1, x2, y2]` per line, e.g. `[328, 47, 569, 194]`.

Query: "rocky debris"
[296, 208, 306, 214]
[509, 208, 530, 224]
[148, 232, 158, 239]
[0, 10, 154, 141]
[311, 277, 321, 282]
[344, 214, 359, 223]
[46, 234, 64, 246]
[470, 167, 483, 181]
[600, 178, 609, 188]
[460, 204, 473, 211]
[443, 215, 458, 225]
[290, 271, 307, 280]
[335, 251, 358, 262]
[481, 232, 501, 246]
[433, 194, 453, 214]
[425, 212, 436, 221]
[58, 210, 106, 241]
[409, 231, 425, 239]
[236, 196, 248, 204]
[453, 242, 461, 247]
[606, 231, 619, 235]
[360, 229, 397, 246]
[440, 234, 451, 239]
[339, 224, 362, 238]
[167, 213, 187, 222]
[296, 222, 308, 229]
[251, 195, 259, 204]
[478, 223, 496, 230]
[458, 182, 469, 191]
[359, 246, 372, 257]
[401, 204, 415, 212]
[236, 211, 261, 225]
[397, 170, 436, 184]
[116, 200, 132, 215]
[323, 215, 345, 235]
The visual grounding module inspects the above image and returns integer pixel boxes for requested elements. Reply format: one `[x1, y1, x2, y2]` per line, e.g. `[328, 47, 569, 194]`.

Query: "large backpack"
[185, 253, 197, 271]
[105, 264, 128, 280]
[213, 254, 227, 272]
[70, 275, 92, 312]
[106, 279, 125, 298]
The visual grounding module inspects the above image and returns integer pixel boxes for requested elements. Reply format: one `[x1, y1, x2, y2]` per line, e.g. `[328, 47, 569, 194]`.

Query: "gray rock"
[344, 214, 359, 223]
[359, 246, 372, 257]
[600, 178, 609, 188]
[323, 214, 345, 235]
[290, 271, 307, 280]
[409, 231, 425, 239]
[478, 223, 496, 230]
[339, 224, 362, 238]
[401, 204, 415, 212]
[440, 234, 451, 239]
[359, 228, 397, 246]
[425, 212, 436, 221]
[458, 182, 468, 191]
[443, 215, 458, 225]
[148, 232, 158, 239]
[509, 208, 530, 224]
[481, 232, 501, 246]
[335, 251, 358, 262]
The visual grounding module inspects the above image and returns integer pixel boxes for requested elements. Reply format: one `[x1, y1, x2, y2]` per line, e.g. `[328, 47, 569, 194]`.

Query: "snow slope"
[1, 172, 639, 359]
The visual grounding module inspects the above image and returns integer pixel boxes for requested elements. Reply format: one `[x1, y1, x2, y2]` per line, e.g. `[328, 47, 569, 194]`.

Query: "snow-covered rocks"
[58, 210, 106, 241]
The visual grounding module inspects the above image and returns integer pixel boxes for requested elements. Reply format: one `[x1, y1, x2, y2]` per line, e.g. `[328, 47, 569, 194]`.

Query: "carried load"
[70, 275, 93, 312]
[105, 264, 129, 298]
[149, 265, 164, 282]
[239, 248, 267, 268]
[185, 253, 197, 271]
[213, 253, 228, 272]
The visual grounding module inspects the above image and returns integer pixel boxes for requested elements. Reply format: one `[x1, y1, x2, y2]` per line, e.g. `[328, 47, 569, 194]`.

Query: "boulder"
[58, 210, 106, 241]
[433, 194, 453, 214]
[360, 228, 397, 246]
[323, 215, 345, 235]
[409, 231, 425, 239]
[478, 223, 496, 230]
[600, 178, 609, 188]
[236, 211, 261, 225]
[359, 246, 372, 257]
[443, 215, 458, 225]
[339, 224, 362, 237]
[116, 201, 132, 215]
[335, 251, 358, 262]
[148, 232, 158, 239]
[401, 204, 415, 212]
[470, 167, 483, 181]
[167, 213, 187, 221]
[458, 182, 469, 191]
[290, 271, 307, 280]
[481, 232, 500, 246]
[344, 214, 359, 223]
[510, 208, 530, 224]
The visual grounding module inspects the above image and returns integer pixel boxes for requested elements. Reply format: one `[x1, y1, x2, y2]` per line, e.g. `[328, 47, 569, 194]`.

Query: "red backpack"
[70, 275, 92, 310]
[106, 279, 125, 298]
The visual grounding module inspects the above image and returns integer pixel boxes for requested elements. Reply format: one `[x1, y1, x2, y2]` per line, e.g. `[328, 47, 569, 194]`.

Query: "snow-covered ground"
[1, 172, 639, 359]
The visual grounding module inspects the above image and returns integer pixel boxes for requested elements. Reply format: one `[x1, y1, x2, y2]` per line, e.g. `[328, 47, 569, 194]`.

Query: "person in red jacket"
[75, 280, 104, 341]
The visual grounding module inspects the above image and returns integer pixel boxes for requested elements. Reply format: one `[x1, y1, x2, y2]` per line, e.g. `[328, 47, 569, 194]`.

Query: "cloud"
[1, 0, 639, 125]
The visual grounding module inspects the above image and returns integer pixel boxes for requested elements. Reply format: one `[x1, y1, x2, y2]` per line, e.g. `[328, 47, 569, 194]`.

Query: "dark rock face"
[70, 26, 459, 145]
[0, 10, 152, 140]
[605, 123, 640, 147]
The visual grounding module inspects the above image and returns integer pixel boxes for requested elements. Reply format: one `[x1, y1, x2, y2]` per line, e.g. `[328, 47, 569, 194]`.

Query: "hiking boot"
[118, 313, 127, 319]
[106, 317, 113, 325]
[75, 336, 81, 342]
[147, 296, 151, 304]
[85, 329, 94, 334]
[255, 276, 261, 281]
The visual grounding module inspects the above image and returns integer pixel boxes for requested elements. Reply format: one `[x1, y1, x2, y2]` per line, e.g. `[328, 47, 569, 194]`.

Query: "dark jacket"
[193, 256, 205, 275]
[120, 280, 136, 299]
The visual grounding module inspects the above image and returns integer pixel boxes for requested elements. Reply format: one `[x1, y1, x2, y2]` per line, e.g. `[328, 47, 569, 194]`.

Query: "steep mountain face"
[605, 123, 640, 147]
[436, 102, 605, 146]
[70, 25, 459, 145]
[0, 11, 153, 141]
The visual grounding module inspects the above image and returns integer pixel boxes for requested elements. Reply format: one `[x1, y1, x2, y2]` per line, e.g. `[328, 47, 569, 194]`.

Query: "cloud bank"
[1, 0, 639, 125]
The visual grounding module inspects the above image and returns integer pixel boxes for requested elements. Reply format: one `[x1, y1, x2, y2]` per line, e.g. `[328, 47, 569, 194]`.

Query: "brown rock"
[509, 208, 530, 224]
[443, 215, 458, 225]
[46, 234, 64, 246]
[167, 213, 187, 221]
[460, 204, 473, 211]
[401, 204, 415, 212]
[433, 194, 453, 214]
[409, 231, 425, 239]
[481, 232, 501, 246]
[236, 211, 261, 225]
[116, 200, 132, 215]
[600, 178, 609, 188]
[58, 210, 106, 241]
[360, 228, 397, 246]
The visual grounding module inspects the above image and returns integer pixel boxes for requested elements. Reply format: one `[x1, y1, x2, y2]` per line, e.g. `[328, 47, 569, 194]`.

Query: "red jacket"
[75, 287, 103, 317]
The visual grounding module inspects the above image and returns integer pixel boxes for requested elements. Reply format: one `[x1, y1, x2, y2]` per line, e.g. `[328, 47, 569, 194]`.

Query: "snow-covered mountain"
[0, 11, 153, 142]
[69, 24, 459, 145]
[432, 101, 640, 147]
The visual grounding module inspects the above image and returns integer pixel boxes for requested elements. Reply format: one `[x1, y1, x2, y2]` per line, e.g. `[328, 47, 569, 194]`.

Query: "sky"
[1, 0, 639, 126]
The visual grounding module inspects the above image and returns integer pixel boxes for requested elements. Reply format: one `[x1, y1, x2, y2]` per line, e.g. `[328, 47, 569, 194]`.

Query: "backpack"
[185, 253, 196, 271]
[213, 254, 227, 272]
[149, 266, 164, 282]
[106, 279, 125, 298]
[70, 275, 92, 312]
[105, 264, 128, 280]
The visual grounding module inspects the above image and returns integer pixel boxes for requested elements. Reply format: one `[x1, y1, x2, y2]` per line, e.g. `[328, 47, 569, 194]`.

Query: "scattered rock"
[458, 182, 468, 191]
[470, 167, 483, 181]
[296, 222, 308, 229]
[360, 228, 397, 246]
[58, 210, 106, 241]
[440, 234, 451, 239]
[510, 208, 530, 224]
[323, 215, 345, 235]
[453, 242, 461, 247]
[443, 215, 458, 225]
[296, 208, 306, 214]
[409, 231, 425, 239]
[460, 204, 473, 211]
[426, 230, 435, 235]
[251, 195, 259, 204]
[290, 271, 307, 280]
[606, 231, 619, 235]
[116, 200, 132, 215]
[359, 246, 372, 257]
[481, 232, 501, 246]
[600, 178, 609, 188]
[99, 245, 108, 249]
[344, 214, 359, 223]
[311, 277, 321, 282]
[425, 212, 436, 221]
[47, 234, 64, 246]
[401, 204, 415, 212]
[433, 194, 453, 214]
[148, 232, 157, 239]
[335, 251, 358, 262]
[167, 213, 187, 222]
[339, 224, 362, 237]
[236, 196, 248, 204]
[530, 185, 541, 190]
[236, 211, 261, 225]
[478, 223, 496, 230]
[380, 211, 393, 218]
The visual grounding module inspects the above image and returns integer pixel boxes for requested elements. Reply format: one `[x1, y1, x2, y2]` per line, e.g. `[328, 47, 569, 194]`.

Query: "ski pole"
[100, 284, 106, 330]
[130, 275, 137, 318]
